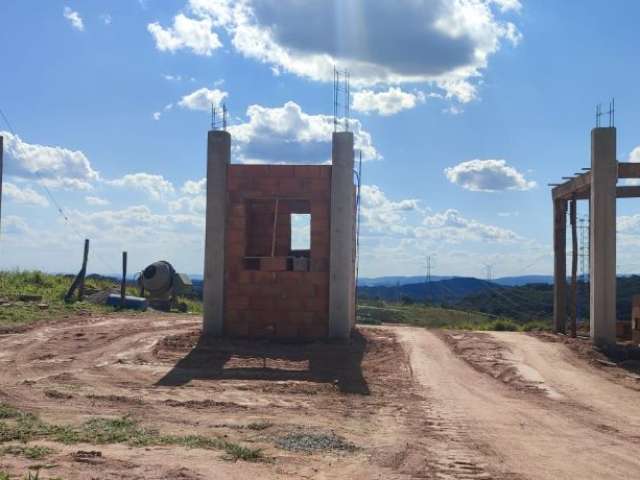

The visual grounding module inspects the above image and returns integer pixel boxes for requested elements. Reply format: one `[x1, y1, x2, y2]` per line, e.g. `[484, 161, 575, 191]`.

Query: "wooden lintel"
[572, 185, 640, 200]
[618, 162, 640, 178]
[552, 172, 591, 200]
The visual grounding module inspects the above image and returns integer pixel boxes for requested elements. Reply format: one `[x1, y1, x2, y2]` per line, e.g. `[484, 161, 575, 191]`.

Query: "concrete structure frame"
[551, 127, 640, 345]
[202, 129, 357, 341]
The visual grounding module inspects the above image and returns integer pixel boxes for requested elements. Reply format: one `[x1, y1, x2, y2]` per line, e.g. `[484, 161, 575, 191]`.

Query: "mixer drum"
[140, 261, 175, 309]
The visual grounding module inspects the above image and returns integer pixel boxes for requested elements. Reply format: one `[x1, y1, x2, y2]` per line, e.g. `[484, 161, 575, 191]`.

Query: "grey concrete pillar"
[553, 198, 567, 334]
[590, 127, 617, 345]
[203, 130, 230, 337]
[329, 132, 355, 339]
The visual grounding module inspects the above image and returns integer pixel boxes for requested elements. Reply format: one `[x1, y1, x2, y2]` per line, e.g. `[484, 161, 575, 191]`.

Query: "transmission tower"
[483, 264, 494, 282]
[425, 256, 433, 303]
[578, 215, 590, 320]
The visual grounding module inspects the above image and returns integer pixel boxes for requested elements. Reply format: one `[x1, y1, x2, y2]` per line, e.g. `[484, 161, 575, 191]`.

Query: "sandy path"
[490, 332, 640, 437]
[395, 327, 640, 480]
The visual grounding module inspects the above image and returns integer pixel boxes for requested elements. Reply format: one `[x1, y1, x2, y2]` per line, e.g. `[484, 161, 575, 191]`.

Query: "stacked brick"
[224, 164, 332, 339]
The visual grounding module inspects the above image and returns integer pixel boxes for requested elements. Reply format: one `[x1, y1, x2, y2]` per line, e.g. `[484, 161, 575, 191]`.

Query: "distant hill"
[358, 277, 497, 304]
[358, 275, 552, 288]
[357, 275, 452, 287]
[492, 275, 553, 286]
[359, 275, 640, 322]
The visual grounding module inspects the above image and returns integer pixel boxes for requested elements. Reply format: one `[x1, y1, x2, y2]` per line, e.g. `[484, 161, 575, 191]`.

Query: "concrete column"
[203, 130, 230, 337]
[329, 132, 355, 339]
[553, 198, 567, 333]
[590, 127, 617, 345]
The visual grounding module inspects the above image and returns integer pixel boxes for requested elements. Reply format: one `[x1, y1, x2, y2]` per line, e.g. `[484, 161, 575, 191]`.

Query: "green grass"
[357, 300, 551, 332]
[0, 445, 55, 460]
[0, 271, 200, 329]
[0, 472, 62, 480]
[0, 404, 21, 420]
[0, 271, 119, 329]
[0, 407, 264, 463]
[176, 296, 203, 315]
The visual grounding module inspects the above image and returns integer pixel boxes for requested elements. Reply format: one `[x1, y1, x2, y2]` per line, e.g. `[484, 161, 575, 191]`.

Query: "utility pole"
[425, 255, 432, 303]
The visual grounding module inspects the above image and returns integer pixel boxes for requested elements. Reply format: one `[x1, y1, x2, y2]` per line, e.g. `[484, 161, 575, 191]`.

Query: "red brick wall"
[224, 164, 331, 339]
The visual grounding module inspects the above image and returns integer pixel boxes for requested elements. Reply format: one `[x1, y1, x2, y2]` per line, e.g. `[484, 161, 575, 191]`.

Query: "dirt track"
[398, 328, 640, 480]
[0, 316, 639, 479]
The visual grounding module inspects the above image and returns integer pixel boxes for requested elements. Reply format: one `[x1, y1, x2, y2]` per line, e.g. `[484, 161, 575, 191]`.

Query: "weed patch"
[0, 444, 55, 460]
[0, 404, 21, 420]
[246, 421, 272, 431]
[0, 410, 264, 462]
[223, 443, 264, 462]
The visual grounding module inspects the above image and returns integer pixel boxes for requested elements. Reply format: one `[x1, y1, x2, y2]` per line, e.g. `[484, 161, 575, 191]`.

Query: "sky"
[2, 0, 640, 279]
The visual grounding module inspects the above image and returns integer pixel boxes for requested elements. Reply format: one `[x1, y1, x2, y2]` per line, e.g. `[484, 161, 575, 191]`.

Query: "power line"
[0, 107, 119, 274]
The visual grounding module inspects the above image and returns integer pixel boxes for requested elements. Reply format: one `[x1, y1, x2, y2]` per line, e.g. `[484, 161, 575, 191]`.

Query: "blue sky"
[2, 0, 640, 279]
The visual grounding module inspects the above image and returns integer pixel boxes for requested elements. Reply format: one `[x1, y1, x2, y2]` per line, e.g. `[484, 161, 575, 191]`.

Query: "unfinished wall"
[224, 165, 332, 339]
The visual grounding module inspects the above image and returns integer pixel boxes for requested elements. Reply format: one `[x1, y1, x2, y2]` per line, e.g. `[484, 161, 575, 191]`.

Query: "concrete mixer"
[137, 261, 192, 312]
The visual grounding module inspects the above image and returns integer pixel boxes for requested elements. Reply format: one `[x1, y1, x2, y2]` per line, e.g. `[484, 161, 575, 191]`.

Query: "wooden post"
[78, 239, 90, 301]
[570, 197, 578, 338]
[120, 251, 127, 308]
[553, 198, 568, 334]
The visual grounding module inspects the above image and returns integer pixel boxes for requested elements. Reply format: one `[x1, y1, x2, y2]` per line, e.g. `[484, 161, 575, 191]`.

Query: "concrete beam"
[329, 132, 355, 340]
[590, 127, 617, 345]
[553, 198, 567, 334]
[203, 130, 230, 337]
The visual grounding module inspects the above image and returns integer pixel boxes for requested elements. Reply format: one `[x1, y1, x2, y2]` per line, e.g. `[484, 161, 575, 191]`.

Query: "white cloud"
[444, 159, 536, 192]
[228, 101, 379, 163]
[153, 112, 162, 121]
[352, 88, 426, 116]
[163, 74, 197, 82]
[3, 183, 49, 207]
[148, 14, 221, 56]
[67, 205, 204, 247]
[358, 184, 518, 244]
[360, 185, 420, 232]
[419, 209, 519, 242]
[85, 195, 110, 206]
[490, 0, 522, 12]
[169, 195, 206, 215]
[0, 215, 31, 236]
[162, 0, 523, 102]
[181, 178, 206, 195]
[178, 87, 228, 111]
[101, 14, 112, 25]
[63, 6, 84, 31]
[1, 131, 99, 189]
[106, 173, 175, 200]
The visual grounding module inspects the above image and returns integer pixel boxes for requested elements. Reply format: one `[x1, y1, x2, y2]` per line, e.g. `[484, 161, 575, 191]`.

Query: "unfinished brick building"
[202, 130, 356, 340]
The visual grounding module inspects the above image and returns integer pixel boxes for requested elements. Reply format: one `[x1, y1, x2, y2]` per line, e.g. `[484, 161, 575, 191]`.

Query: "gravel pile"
[275, 432, 357, 453]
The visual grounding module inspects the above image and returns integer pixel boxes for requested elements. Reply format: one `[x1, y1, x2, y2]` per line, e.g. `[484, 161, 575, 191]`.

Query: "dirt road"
[0, 315, 639, 479]
[396, 327, 640, 480]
